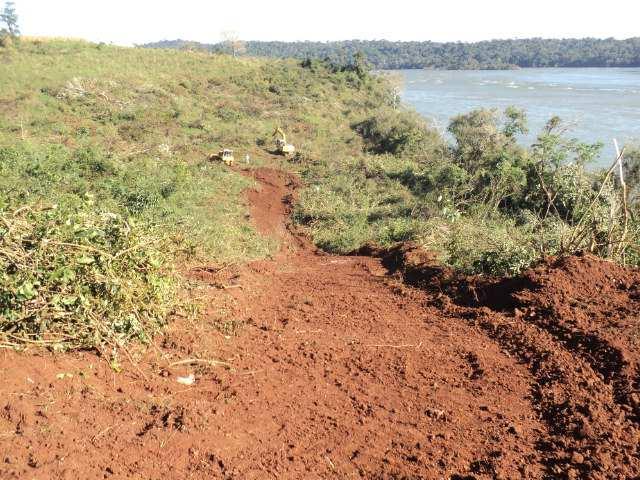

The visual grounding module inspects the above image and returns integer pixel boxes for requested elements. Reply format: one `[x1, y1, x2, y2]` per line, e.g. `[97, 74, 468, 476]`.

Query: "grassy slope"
[1, 39, 437, 258]
[2, 39, 635, 348]
[0, 39, 428, 347]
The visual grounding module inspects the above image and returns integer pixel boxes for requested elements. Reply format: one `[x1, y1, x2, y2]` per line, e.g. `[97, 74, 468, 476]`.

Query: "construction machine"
[273, 127, 295, 156]
[213, 149, 234, 166]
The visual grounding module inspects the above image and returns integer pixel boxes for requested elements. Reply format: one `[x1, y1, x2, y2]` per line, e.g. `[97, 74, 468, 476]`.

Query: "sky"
[12, 0, 640, 46]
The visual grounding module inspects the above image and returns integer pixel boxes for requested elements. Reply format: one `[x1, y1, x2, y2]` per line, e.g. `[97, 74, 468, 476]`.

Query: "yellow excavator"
[273, 127, 295, 156]
[211, 148, 234, 166]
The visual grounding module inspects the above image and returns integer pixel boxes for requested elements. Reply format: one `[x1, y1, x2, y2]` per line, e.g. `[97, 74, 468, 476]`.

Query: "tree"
[447, 108, 530, 210]
[351, 51, 370, 79]
[448, 109, 502, 168]
[503, 106, 529, 139]
[0, 1, 19, 38]
[220, 30, 246, 58]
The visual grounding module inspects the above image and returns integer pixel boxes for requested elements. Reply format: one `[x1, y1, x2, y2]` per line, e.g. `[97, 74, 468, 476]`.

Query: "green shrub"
[440, 218, 540, 276]
[353, 110, 441, 156]
[473, 245, 539, 276]
[447, 108, 531, 211]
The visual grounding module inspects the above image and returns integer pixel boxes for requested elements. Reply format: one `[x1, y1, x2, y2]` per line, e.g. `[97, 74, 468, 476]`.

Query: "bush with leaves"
[517, 117, 635, 259]
[440, 217, 538, 276]
[354, 110, 443, 157]
[446, 108, 530, 211]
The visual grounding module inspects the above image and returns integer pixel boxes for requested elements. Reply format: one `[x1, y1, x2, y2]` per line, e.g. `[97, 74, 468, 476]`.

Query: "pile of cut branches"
[0, 202, 176, 350]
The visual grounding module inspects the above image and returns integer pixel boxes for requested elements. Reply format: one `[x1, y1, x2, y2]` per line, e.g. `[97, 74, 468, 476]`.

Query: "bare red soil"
[1, 167, 639, 479]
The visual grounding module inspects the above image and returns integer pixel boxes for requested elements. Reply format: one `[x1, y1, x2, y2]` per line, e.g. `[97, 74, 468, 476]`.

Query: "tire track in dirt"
[476, 260, 640, 426]
[380, 243, 640, 478]
[231, 167, 552, 478]
[465, 309, 638, 479]
[483, 256, 640, 435]
[1, 166, 638, 479]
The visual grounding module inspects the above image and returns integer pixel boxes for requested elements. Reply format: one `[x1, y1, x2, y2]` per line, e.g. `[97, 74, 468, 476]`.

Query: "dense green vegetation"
[296, 95, 639, 273]
[144, 37, 640, 70]
[1, 39, 638, 349]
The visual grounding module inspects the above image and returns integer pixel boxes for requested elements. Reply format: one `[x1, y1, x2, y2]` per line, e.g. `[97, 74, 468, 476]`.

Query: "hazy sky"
[14, 0, 640, 45]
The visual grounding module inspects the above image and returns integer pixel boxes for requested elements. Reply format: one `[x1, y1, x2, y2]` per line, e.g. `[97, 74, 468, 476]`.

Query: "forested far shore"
[142, 38, 640, 70]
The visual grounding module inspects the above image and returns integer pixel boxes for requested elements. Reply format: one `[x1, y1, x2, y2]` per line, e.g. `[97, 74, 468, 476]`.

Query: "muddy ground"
[1, 168, 639, 479]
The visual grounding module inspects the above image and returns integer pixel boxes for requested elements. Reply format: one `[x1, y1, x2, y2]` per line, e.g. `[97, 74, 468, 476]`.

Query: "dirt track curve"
[1, 167, 640, 479]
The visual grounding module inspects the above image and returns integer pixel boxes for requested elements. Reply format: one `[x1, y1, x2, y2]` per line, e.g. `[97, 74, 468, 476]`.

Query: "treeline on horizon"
[142, 37, 640, 69]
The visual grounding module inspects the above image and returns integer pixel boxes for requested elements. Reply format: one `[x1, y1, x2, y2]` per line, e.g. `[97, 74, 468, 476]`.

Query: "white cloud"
[14, 0, 640, 45]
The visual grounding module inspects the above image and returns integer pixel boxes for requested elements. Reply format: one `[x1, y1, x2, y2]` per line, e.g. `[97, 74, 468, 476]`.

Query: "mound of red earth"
[0, 168, 638, 479]
[448, 253, 640, 479]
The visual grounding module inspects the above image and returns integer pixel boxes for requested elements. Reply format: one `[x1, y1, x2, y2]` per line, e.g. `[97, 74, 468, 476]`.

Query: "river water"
[397, 68, 640, 167]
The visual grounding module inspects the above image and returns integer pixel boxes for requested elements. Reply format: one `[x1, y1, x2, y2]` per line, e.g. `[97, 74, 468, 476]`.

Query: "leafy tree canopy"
[0, 1, 19, 38]
[142, 37, 640, 70]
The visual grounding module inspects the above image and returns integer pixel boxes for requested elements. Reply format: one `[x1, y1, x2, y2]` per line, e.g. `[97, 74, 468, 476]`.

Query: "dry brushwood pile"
[0, 203, 175, 350]
[1, 168, 639, 479]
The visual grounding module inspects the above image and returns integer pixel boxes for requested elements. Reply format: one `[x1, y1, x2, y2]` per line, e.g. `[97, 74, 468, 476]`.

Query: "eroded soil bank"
[1, 168, 639, 479]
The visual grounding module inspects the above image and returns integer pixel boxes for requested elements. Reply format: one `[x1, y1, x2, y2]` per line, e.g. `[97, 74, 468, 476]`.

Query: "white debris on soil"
[176, 373, 196, 386]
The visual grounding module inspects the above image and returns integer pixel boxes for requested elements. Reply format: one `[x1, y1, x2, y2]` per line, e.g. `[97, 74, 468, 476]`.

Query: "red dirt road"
[1, 168, 639, 479]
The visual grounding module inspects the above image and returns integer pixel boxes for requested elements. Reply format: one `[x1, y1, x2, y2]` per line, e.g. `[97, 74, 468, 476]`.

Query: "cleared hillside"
[1, 38, 640, 480]
[1, 39, 638, 349]
[0, 39, 405, 348]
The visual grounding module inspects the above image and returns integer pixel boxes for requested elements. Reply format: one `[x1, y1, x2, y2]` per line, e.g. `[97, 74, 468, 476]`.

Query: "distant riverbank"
[143, 37, 640, 71]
